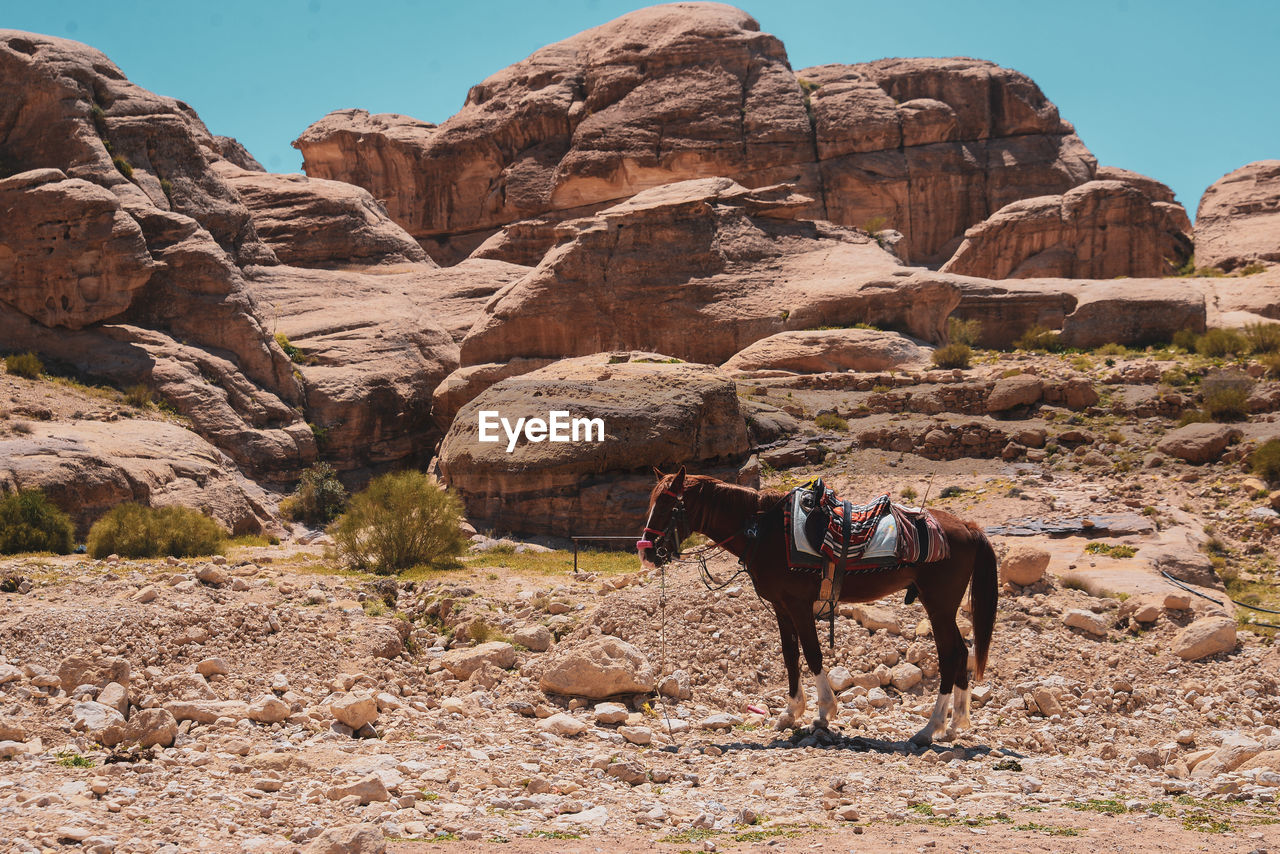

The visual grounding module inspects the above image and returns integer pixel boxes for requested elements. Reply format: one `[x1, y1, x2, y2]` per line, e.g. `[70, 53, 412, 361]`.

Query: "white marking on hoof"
[776, 690, 806, 729]
[814, 671, 838, 728]
[912, 691, 952, 746]
[943, 686, 972, 740]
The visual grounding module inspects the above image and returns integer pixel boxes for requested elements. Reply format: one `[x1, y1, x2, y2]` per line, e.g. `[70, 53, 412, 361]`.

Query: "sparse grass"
[1252, 439, 1280, 483]
[1245, 322, 1280, 353]
[112, 155, 133, 179]
[1196, 328, 1249, 358]
[932, 343, 971, 369]
[900, 486, 918, 501]
[1239, 262, 1268, 276]
[463, 547, 636, 577]
[1014, 822, 1081, 836]
[1065, 798, 1128, 815]
[1094, 342, 1128, 357]
[55, 750, 94, 768]
[1201, 370, 1254, 421]
[124, 384, 153, 408]
[1160, 367, 1190, 386]
[525, 830, 582, 839]
[947, 316, 982, 347]
[87, 503, 226, 558]
[4, 352, 43, 379]
[1015, 325, 1063, 352]
[1084, 542, 1138, 559]
[814, 412, 848, 431]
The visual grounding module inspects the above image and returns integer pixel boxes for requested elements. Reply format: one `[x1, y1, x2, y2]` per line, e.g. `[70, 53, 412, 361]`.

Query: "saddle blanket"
[783, 482, 950, 573]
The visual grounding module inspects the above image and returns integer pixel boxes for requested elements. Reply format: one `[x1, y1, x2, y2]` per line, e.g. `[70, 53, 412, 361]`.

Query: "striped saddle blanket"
[783, 480, 950, 573]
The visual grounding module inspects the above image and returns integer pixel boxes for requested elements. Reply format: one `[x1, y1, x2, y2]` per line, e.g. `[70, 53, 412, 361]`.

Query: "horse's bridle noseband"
[636, 488, 689, 564]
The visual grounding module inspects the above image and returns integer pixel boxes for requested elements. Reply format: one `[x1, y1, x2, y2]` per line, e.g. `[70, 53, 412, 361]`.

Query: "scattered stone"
[1156, 423, 1242, 465]
[163, 700, 250, 724]
[537, 713, 588, 737]
[1193, 734, 1263, 778]
[619, 725, 653, 745]
[539, 637, 656, 698]
[327, 775, 390, 805]
[1000, 544, 1050, 586]
[59, 654, 130, 692]
[593, 702, 630, 725]
[248, 694, 291, 724]
[1173, 617, 1238, 660]
[196, 657, 229, 678]
[196, 564, 229, 586]
[699, 713, 742, 731]
[513, 624, 552, 652]
[441, 641, 517, 680]
[103, 708, 178, 749]
[97, 681, 129, 716]
[890, 663, 923, 691]
[658, 669, 692, 700]
[330, 693, 379, 730]
[73, 701, 125, 734]
[302, 823, 387, 854]
[827, 666, 855, 692]
[1063, 609, 1109, 637]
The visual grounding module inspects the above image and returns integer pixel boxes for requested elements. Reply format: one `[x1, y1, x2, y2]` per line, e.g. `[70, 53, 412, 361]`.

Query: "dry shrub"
[331, 471, 465, 575]
[87, 503, 225, 558]
[0, 489, 73, 555]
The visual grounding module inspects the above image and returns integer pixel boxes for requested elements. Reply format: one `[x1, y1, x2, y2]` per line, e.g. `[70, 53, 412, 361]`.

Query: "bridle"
[635, 488, 689, 565]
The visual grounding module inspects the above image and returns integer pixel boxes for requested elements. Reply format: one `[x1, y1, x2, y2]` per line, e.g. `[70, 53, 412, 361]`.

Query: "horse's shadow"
[662, 727, 1020, 760]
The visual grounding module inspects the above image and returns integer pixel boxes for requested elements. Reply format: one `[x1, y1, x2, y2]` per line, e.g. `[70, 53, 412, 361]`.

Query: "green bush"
[1094, 343, 1127, 357]
[0, 490, 74, 555]
[932, 343, 971, 369]
[124, 384, 153, 408]
[1014, 325, 1063, 352]
[1261, 352, 1280, 379]
[1251, 439, 1280, 483]
[274, 333, 307, 364]
[112, 155, 133, 179]
[1239, 262, 1268, 276]
[280, 462, 347, 527]
[1171, 329, 1199, 352]
[947, 316, 982, 347]
[814, 412, 848, 431]
[87, 503, 226, 558]
[5, 352, 43, 379]
[1200, 370, 1254, 422]
[330, 471, 465, 575]
[1245, 322, 1280, 354]
[1196, 328, 1249, 358]
[1159, 368, 1190, 387]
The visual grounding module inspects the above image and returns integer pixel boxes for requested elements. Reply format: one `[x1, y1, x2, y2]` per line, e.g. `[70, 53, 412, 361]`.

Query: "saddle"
[783, 479, 950, 574]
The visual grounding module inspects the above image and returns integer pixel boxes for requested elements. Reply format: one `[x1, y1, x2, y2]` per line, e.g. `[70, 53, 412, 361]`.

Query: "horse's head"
[637, 466, 689, 570]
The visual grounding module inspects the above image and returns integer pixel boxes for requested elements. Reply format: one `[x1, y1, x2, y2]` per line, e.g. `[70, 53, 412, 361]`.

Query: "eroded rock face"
[941, 179, 1192, 279]
[438, 352, 753, 536]
[0, 169, 155, 328]
[458, 179, 960, 367]
[1195, 160, 1280, 271]
[295, 5, 1095, 266]
[721, 328, 932, 374]
[0, 418, 277, 535]
[214, 163, 430, 268]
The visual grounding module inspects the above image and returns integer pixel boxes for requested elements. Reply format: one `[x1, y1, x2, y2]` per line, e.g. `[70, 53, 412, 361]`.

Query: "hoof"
[909, 731, 934, 747]
[775, 714, 796, 731]
[813, 718, 830, 731]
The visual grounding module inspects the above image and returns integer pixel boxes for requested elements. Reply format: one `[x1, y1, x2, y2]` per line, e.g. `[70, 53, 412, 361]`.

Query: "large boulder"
[431, 358, 557, 431]
[1157, 423, 1242, 465]
[0, 169, 156, 328]
[439, 352, 752, 537]
[213, 163, 430, 268]
[721, 328, 932, 374]
[539, 637, 657, 699]
[295, 6, 1095, 266]
[1173, 617, 1238, 661]
[1195, 161, 1280, 272]
[0, 418, 276, 535]
[458, 178, 960, 367]
[940, 179, 1192, 279]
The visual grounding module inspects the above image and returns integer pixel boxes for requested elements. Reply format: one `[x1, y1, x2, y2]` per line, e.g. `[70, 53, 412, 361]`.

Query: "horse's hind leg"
[911, 592, 962, 746]
[774, 607, 806, 730]
[944, 628, 972, 740]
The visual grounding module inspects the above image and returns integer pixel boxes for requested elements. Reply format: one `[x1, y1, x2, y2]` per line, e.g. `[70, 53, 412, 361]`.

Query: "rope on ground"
[1160, 569, 1280, 629]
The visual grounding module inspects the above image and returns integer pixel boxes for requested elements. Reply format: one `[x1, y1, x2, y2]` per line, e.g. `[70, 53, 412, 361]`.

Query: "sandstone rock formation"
[438, 352, 753, 536]
[0, 418, 276, 534]
[721, 328, 932, 374]
[212, 163, 430, 268]
[295, 4, 1095, 266]
[940, 179, 1192, 279]
[0, 30, 311, 480]
[1195, 160, 1280, 271]
[458, 178, 960, 367]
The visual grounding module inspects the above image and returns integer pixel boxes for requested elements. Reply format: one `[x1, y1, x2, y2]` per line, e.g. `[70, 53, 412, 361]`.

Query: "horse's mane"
[651, 472, 787, 513]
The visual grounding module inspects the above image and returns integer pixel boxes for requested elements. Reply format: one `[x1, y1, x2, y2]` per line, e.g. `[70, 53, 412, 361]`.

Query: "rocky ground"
[6, 340, 1280, 854]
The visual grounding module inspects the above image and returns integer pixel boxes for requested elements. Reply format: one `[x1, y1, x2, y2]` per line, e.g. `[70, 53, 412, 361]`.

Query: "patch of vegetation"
[992, 758, 1023, 771]
[159, 177, 174, 204]
[123, 384, 153, 408]
[932, 343, 971, 369]
[1065, 798, 1128, 815]
[55, 749, 94, 768]
[112, 155, 133, 180]
[0, 489, 74, 555]
[1196, 327, 1249, 358]
[1084, 542, 1138, 559]
[1244, 322, 1280, 354]
[463, 546, 634, 578]
[900, 486, 918, 501]
[4, 352, 43, 379]
[274, 332, 308, 364]
[330, 470, 466, 575]
[525, 831, 582, 840]
[947, 316, 982, 347]
[860, 214, 888, 235]
[1159, 367, 1190, 387]
[1093, 342, 1127, 357]
[1015, 325, 1063, 352]
[1177, 409, 1212, 426]
[1251, 439, 1280, 483]
[909, 803, 935, 816]
[1182, 810, 1233, 833]
[633, 357, 683, 364]
[87, 503, 226, 558]
[1239, 262, 1268, 276]
[1176, 256, 1226, 278]
[1200, 369, 1254, 422]
[308, 422, 329, 451]
[814, 412, 848, 431]
[280, 462, 348, 527]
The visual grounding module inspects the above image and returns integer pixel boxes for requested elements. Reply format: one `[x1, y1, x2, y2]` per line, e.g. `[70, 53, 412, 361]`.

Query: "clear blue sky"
[7, 0, 1277, 215]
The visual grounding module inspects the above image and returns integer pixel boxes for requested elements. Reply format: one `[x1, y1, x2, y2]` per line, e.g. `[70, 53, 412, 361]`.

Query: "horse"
[637, 466, 998, 746]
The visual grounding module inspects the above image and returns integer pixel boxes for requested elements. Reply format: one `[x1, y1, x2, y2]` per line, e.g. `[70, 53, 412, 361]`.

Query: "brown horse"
[637, 467, 997, 746]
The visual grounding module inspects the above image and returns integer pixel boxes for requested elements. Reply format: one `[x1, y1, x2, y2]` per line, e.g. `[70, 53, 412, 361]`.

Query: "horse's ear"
[652, 466, 664, 480]
[672, 466, 686, 493]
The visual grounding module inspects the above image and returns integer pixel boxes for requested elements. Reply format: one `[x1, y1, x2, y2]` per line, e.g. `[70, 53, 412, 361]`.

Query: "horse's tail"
[969, 525, 998, 682]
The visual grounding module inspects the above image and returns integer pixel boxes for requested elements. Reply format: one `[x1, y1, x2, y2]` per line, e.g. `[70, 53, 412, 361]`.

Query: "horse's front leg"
[791, 601, 838, 729]
[773, 606, 805, 730]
